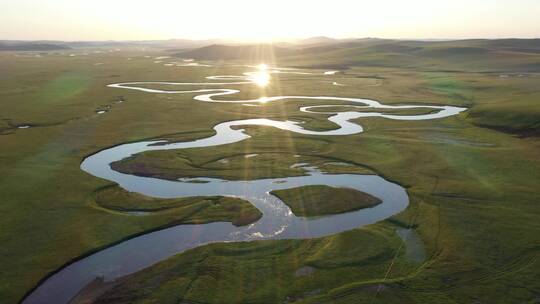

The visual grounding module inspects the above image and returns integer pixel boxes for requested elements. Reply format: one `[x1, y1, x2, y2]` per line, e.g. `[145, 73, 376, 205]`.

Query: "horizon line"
[2, 36, 539, 43]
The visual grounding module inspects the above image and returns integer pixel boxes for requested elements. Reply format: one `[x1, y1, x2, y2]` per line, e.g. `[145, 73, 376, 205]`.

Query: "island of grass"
[270, 185, 382, 217]
[94, 185, 262, 226]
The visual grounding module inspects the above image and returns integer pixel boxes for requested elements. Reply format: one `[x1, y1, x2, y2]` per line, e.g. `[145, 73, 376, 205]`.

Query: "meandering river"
[23, 64, 466, 304]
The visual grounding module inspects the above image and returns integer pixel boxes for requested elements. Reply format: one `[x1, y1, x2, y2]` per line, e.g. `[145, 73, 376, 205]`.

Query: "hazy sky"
[1, 0, 539, 41]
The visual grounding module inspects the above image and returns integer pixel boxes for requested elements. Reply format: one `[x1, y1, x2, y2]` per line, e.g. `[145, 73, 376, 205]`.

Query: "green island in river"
[270, 185, 382, 217]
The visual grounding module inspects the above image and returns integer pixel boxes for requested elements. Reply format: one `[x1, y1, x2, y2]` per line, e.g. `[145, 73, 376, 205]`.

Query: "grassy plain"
[0, 40, 539, 303]
[270, 185, 382, 217]
[94, 185, 262, 226]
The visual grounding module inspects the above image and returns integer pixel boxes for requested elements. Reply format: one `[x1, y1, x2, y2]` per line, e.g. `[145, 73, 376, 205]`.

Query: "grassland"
[270, 185, 382, 217]
[0, 40, 539, 303]
[94, 185, 262, 226]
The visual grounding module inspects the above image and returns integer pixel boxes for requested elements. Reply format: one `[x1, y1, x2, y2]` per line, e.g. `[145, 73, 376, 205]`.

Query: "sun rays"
[250, 65, 271, 87]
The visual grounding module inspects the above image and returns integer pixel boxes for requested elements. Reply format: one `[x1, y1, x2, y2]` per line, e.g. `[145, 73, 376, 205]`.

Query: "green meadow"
[1, 39, 539, 303]
[270, 185, 382, 217]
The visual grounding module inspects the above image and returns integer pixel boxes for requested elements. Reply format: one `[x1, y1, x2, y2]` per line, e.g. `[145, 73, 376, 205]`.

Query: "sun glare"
[250, 64, 271, 87]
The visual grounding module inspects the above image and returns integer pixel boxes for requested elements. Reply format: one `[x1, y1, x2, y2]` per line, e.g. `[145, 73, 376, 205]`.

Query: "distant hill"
[176, 44, 294, 60]
[0, 39, 224, 51]
[172, 39, 540, 72]
[296, 36, 339, 46]
[65, 39, 223, 50]
[3, 38, 538, 73]
[0, 41, 71, 51]
[280, 38, 540, 72]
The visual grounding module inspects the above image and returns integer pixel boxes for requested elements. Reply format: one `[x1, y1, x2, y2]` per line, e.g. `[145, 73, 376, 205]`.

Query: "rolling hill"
[176, 44, 294, 60]
[0, 41, 71, 51]
[175, 38, 540, 72]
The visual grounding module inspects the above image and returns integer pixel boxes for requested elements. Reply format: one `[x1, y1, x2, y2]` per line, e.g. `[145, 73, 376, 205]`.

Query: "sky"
[1, 0, 539, 41]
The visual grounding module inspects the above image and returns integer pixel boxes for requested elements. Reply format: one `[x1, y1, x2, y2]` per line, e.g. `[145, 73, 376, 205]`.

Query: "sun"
[250, 64, 271, 87]
[252, 72, 270, 87]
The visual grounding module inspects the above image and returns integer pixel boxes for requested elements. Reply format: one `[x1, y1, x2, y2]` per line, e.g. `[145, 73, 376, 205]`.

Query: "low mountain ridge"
[176, 44, 294, 60]
[0, 41, 71, 51]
